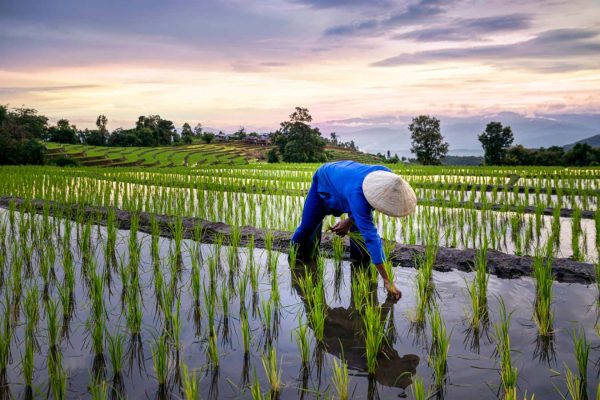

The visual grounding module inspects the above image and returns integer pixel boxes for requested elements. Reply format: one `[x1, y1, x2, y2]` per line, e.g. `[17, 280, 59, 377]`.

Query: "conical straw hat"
[362, 171, 417, 217]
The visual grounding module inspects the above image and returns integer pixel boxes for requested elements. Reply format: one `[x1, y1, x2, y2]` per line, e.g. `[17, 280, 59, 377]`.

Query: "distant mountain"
[563, 134, 600, 150]
[316, 112, 600, 156]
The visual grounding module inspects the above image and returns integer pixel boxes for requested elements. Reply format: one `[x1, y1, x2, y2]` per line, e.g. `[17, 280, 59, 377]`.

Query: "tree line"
[1, 104, 597, 166]
[406, 115, 599, 166]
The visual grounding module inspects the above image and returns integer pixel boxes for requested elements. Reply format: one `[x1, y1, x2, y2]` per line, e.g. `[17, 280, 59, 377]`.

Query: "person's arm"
[350, 195, 401, 300]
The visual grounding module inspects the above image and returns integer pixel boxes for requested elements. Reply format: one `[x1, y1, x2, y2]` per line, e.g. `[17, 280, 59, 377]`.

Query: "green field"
[45, 142, 382, 167]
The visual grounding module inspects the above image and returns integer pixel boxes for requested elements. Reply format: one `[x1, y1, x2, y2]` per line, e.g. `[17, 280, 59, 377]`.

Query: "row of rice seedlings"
[428, 305, 451, 390]
[8, 169, 592, 263]
[494, 298, 518, 399]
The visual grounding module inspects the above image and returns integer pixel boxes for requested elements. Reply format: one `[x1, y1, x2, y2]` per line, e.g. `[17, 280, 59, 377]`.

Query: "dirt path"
[0, 196, 595, 284]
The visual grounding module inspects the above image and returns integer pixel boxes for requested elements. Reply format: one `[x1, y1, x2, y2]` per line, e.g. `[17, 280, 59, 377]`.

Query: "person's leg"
[349, 224, 370, 266]
[292, 174, 327, 261]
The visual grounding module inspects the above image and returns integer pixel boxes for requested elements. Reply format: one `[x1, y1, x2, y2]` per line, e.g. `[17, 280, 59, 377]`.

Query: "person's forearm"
[375, 263, 390, 283]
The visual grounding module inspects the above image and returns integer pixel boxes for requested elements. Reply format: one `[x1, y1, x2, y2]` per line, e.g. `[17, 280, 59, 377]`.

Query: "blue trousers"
[291, 175, 370, 264]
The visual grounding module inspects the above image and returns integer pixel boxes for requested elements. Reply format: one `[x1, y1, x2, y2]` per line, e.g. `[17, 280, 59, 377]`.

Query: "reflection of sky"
[0, 207, 598, 398]
[1, 0, 599, 131]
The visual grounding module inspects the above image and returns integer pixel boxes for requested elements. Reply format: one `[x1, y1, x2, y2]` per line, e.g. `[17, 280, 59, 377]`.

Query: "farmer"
[291, 160, 417, 301]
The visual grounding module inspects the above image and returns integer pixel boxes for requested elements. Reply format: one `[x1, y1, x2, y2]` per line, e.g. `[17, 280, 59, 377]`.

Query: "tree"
[478, 121, 514, 165]
[330, 132, 338, 145]
[409, 115, 448, 165]
[271, 107, 327, 163]
[0, 105, 47, 165]
[96, 115, 108, 133]
[181, 122, 194, 144]
[194, 123, 203, 137]
[565, 143, 595, 166]
[232, 126, 247, 140]
[48, 119, 78, 143]
[267, 148, 279, 163]
[201, 132, 215, 143]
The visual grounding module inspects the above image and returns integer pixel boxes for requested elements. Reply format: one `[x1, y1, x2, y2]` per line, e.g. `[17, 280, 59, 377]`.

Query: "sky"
[1, 0, 599, 137]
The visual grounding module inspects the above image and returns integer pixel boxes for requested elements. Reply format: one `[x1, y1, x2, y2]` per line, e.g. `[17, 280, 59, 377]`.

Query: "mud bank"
[1, 196, 595, 284]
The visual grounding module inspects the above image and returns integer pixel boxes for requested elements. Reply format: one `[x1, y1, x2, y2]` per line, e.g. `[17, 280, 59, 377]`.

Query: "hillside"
[44, 142, 382, 167]
[563, 134, 600, 150]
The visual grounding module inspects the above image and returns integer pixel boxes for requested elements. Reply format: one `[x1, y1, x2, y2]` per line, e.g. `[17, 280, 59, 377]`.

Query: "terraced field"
[45, 142, 382, 167]
[45, 142, 259, 167]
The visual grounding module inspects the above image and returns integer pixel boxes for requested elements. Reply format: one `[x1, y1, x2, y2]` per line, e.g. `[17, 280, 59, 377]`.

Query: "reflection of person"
[291, 161, 417, 300]
[291, 261, 420, 390]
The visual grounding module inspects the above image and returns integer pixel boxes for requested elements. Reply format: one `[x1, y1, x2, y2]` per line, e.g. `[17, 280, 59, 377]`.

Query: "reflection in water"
[290, 260, 420, 397]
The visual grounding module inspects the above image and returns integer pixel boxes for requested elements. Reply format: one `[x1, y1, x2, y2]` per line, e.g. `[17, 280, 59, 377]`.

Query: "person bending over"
[291, 160, 416, 301]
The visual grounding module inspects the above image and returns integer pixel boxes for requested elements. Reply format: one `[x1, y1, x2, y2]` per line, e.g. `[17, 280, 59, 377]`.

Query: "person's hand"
[384, 280, 402, 302]
[329, 218, 353, 237]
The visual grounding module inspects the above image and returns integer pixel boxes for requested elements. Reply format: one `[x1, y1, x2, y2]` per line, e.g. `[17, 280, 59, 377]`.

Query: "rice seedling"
[152, 334, 169, 387]
[261, 346, 282, 395]
[22, 335, 34, 388]
[107, 332, 125, 377]
[250, 369, 264, 400]
[351, 267, 372, 313]
[89, 377, 110, 400]
[48, 349, 67, 400]
[331, 355, 350, 400]
[181, 362, 201, 400]
[332, 235, 344, 265]
[465, 243, 489, 330]
[241, 311, 252, 353]
[24, 286, 40, 341]
[532, 247, 554, 337]
[494, 298, 518, 399]
[410, 376, 430, 400]
[571, 207, 583, 262]
[289, 242, 299, 268]
[203, 282, 217, 334]
[572, 328, 590, 398]
[46, 297, 61, 352]
[411, 254, 435, 325]
[428, 305, 451, 389]
[294, 316, 311, 367]
[269, 251, 280, 305]
[207, 330, 219, 368]
[361, 299, 385, 376]
[296, 267, 326, 342]
[562, 365, 585, 400]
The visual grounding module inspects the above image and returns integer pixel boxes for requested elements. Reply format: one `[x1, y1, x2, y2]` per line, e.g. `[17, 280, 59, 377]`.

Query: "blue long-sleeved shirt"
[293, 160, 391, 264]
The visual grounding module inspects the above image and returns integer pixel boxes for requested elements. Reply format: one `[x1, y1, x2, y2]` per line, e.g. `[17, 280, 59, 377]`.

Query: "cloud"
[291, 0, 391, 8]
[393, 13, 532, 41]
[323, 0, 447, 37]
[372, 28, 600, 71]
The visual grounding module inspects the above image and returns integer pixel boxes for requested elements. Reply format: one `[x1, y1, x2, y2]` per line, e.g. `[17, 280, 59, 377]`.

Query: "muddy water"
[1, 215, 599, 399]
